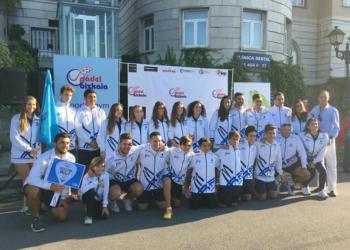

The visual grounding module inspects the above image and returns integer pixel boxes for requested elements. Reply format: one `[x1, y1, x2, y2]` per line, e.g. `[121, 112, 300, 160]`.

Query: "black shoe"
[31, 218, 45, 233]
[311, 187, 319, 193]
[344, 169, 350, 173]
[329, 191, 337, 197]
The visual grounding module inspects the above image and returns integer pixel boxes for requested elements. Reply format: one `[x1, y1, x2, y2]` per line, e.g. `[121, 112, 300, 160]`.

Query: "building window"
[344, 0, 350, 6]
[242, 11, 263, 48]
[291, 40, 300, 65]
[183, 10, 208, 47]
[292, 0, 304, 6]
[144, 17, 154, 52]
[31, 28, 57, 57]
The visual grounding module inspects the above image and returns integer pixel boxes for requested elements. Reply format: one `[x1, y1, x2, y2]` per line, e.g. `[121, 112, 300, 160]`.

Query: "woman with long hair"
[10, 96, 41, 214]
[97, 103, 126, 159]
[209, 96, 232, 152]
[149, 101, 169, 146]
[125, 105, 149, 146]
[299, 118, 329, 198]
[168, 101, 190, 147]
[186, 101, 209, 153]
[290, 100, 311, 135]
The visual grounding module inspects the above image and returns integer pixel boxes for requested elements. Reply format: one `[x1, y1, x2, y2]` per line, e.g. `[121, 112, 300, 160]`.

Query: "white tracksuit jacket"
[168, 119, 190, 145]
[189, 151, 220, 194]
[138, 144, 170, 191]
[75, 105, 106, 150]
[299, 132, 328, 164]
[254, 140, 283, 182]
[245, 108, 273, 140]
[269, 106, 292, 137]
[124, 119, 149, 146]
[230, 106, 247, 138]
[289, 113, 312, 135]
[276, 134, 308, 169]
[56, 101, 76, 150]
[209, 110, 232, 146]
[148, 118, 169, 145]
[166, 147, 195, 185]
[216, 145, 243, 186]
[78, 171, 109, 207]
[238, 139, 257, 180]
[105, 144, 147, 182]
[186, 115, 209, 152]
[10, 114, 41, 161]
[24, 149, 75, 199]
[97, 118, 126, 159]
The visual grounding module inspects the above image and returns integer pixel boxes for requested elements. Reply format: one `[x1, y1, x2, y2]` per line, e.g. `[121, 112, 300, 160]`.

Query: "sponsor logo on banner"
[144, 66, 158, 72]
[199, 68, 210, 76]
[129, 64, 137, 72]
[128, 86, 147, 97]
[162, 68, 176, 73]
[169, 87, 187, 98]
[180, 69, 195, 73]
[215, 70, 227, 76]
[212, 89, 226, 99]
[67, 66, 107, 90]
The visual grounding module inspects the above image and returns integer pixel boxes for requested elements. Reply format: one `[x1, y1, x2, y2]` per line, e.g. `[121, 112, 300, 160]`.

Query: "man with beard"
[230, 92, 247, 139]
[23, 132, 76, 232]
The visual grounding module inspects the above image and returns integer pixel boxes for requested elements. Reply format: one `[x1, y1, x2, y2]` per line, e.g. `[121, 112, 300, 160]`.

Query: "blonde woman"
[125, 105, 149, 146]
[10, 96, 41, 215]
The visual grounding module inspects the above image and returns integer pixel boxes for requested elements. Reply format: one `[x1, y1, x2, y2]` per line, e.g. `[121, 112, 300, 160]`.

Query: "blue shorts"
[23, 184, 60, 211]
[137, 189, 165, 204]
[109, 178, 140, 193]
[241, 179, 253, 195]
[163, 175, 183, 200]
[254, 179, 277, 194]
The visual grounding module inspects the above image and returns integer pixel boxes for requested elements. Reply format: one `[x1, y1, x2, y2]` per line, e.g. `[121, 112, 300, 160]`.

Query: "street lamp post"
[327, 26, 349, 108]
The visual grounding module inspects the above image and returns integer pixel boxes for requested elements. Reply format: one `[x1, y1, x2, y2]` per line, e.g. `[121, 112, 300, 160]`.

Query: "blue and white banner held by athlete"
[127, 64, 228, 121]
[45, 158, 85, 206]
[37, 69, 59, 149]
[53, 55, 119, 114]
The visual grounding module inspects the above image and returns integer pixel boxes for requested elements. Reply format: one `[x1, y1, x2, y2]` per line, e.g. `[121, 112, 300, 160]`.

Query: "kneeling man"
[24, 132, 75, 232]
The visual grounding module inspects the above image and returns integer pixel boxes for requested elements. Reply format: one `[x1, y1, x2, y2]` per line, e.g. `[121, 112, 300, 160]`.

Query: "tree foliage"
[0, 38, 12, 67]
[261, 57, 306, 106]
[9, 40, 37, 73]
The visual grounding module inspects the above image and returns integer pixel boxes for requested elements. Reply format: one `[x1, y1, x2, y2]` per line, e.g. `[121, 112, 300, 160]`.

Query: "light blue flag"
[37, 69, 59, 149]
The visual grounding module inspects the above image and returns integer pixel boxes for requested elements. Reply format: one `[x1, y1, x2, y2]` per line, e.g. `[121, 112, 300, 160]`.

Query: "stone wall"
[0, 106, 12, 151]
[119, 0, 292, 64]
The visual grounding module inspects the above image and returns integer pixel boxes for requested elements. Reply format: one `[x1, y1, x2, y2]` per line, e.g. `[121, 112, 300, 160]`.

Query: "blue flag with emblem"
[36, 69, 58, 149]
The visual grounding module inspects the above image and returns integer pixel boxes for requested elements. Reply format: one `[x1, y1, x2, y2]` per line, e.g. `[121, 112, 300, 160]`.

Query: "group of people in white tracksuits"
[10, 85, 339, 232]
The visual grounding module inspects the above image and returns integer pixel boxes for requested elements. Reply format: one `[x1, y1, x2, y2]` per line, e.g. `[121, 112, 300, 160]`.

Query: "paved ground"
[0, 171, 349, 250]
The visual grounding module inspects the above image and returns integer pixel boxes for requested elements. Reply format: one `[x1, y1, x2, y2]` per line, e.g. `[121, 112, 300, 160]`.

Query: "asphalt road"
[0, 171, 349, 250]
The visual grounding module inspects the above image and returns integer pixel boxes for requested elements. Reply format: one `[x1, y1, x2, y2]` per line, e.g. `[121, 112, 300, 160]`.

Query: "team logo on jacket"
[169, 88, 187, 98]
[196, 160, 201, 163]
[212, 89, 226, 99]
[225, 152, 230, 156]
[67, 67, 107, 89]
[128, 86, 147, 97]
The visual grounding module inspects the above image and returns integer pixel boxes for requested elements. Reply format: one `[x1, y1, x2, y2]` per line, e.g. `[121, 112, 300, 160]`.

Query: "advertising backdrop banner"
[53, 55, 118, 114]
[234, 82, 271, 108]
[127, 64, 228, 121]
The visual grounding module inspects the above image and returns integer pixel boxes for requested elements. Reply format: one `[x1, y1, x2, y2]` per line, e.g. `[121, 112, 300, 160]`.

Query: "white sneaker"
[318, 190, 329, 199]
[109, 201, 120, 213]
[123, 199, 133, 212]
[285, 181, 295, 196]
[276, 180, 281, 194]
[302, 186, 311, 195]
